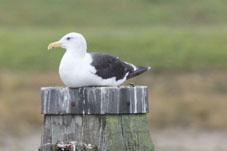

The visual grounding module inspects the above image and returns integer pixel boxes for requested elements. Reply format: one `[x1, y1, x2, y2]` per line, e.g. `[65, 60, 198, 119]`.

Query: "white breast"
[59, 52, 92, 86]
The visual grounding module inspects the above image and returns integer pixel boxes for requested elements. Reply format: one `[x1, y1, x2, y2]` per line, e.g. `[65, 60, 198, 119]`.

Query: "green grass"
[0, 0, 227, 71]
[0, 27, 226, 71]
[1, 0, 227, 27]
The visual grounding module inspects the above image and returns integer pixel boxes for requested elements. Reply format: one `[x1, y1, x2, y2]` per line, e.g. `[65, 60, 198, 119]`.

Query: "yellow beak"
[48, 41, 61, 50]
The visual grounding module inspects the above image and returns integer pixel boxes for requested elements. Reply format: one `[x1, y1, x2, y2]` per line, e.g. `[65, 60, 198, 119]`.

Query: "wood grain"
[41, 86, 149, 115]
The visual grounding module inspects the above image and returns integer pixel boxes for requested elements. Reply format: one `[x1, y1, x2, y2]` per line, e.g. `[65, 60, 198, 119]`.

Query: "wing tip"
[126, 66, 151, 80]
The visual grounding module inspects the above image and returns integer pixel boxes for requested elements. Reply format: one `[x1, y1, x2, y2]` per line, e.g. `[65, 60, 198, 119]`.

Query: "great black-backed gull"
[48, 32, 150, 87]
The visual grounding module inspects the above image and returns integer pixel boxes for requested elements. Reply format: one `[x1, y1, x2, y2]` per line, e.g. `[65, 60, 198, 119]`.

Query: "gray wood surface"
[41, 86, 149, 115]
[39, 86, 154, 151]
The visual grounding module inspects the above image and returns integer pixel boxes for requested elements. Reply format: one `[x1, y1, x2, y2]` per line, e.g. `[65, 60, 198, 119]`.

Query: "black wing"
[90, 53, 134, 80]
[90, 53, 150, 81]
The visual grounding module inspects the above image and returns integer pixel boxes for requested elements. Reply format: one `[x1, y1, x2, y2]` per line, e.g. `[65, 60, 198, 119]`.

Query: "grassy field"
[1, 0, 227, 27]
[0, 0, 227, 71]
[0, 27, 227, 71]
[0, 0, 227, 135]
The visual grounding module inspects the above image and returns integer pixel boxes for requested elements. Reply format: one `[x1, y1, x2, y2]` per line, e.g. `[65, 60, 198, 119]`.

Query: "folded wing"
[90, 53, 150, 81]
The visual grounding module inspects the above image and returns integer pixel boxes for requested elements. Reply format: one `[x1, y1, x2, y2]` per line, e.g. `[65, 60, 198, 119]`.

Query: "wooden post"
[39, 86, 154, 151]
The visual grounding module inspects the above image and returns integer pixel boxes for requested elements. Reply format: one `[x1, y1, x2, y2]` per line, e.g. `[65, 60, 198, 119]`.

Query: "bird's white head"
[48, 32, 87, 56]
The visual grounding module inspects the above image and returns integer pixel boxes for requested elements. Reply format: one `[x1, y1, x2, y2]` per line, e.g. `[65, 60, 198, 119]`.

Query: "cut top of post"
[41, 86, 149, 115]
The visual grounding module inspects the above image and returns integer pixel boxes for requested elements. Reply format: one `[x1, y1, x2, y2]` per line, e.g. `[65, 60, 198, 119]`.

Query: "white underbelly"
[60, 68, 126, 87]
[60, 70, 92, 87]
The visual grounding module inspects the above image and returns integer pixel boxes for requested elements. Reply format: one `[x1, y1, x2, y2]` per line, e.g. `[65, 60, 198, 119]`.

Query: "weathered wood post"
[39, 86, 154, 151]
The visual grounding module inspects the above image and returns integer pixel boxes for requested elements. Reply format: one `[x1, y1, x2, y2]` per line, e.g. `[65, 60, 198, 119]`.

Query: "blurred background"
[0, 0, 227, 150]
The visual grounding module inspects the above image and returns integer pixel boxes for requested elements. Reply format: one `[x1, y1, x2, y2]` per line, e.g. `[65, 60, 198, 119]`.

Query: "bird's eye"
[66, 37, 71, 40]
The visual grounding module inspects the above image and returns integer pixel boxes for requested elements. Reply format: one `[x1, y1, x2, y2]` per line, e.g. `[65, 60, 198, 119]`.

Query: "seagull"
[48, 32, 150, 87]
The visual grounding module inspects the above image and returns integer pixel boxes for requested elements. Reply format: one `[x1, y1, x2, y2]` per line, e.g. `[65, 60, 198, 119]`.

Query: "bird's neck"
[67, 46, 87, 58]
